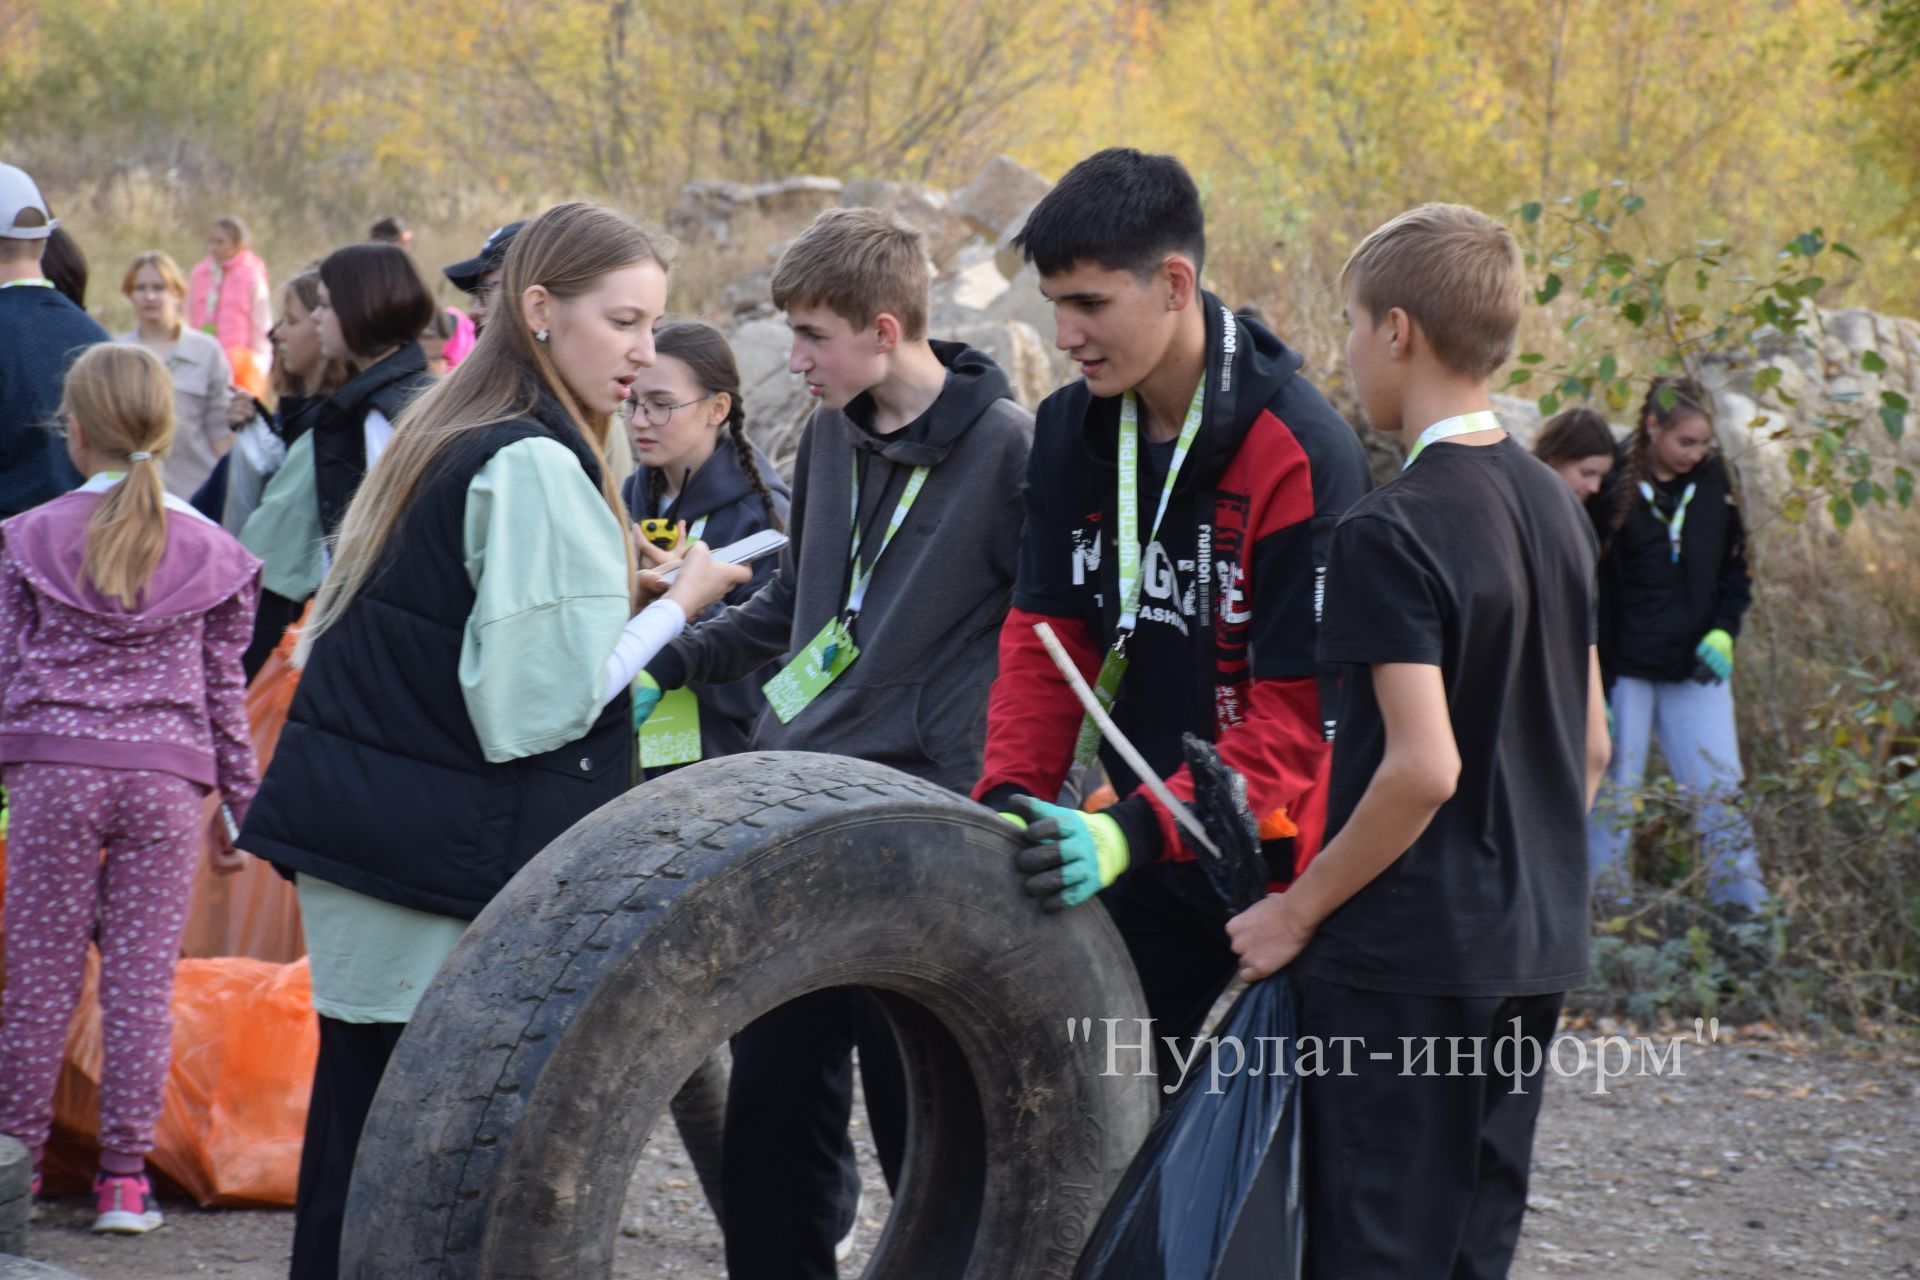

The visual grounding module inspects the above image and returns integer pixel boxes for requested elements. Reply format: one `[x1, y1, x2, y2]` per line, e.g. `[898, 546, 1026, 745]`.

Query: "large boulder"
[948, 320, 1057, 413]
[666, 180, 757, 246]
[748, 175, 843, 222]
[840, 178, 976, 267]
[992, 202, 1042, 281]
[731, 318, 814, 478]
[667, 176, 843, 252]
[951, 155, 1052, 240]
[984, 264, 1073, 385]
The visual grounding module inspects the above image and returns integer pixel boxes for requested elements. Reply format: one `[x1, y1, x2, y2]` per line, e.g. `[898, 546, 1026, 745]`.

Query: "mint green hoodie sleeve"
[238, 430, 325, 601]
[460, 436, 631, 762]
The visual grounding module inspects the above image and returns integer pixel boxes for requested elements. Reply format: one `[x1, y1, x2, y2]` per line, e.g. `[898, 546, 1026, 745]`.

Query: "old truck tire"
[344, 752, 1157, 1278]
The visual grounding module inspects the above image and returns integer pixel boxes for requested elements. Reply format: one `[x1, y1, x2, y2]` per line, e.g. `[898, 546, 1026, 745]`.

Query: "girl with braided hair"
[1587, 376, 1767, 909]
[622, 320, 791, 770]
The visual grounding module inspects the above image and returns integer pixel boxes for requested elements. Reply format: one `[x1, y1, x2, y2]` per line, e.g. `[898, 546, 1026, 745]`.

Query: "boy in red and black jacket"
[973, 148, 1371, 1077]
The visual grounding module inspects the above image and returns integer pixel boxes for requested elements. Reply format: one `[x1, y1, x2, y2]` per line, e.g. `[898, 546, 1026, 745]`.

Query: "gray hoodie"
[649, 340, 1033, 792]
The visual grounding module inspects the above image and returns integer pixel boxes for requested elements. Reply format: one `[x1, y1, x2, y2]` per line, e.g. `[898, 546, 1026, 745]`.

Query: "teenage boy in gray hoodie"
[637, 206, 1033, 1279]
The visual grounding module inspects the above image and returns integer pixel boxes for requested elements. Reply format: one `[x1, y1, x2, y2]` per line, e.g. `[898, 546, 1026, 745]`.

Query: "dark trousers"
[1098, 860, 1242, 1086]
[1293, 974, 1564, 1280]
[721, 988, 907, 1280]
[289, 1016, 405, 1280]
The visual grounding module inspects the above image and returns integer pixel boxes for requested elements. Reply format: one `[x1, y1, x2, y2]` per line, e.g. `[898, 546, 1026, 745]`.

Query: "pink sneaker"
[90, 1171, 163, 1234]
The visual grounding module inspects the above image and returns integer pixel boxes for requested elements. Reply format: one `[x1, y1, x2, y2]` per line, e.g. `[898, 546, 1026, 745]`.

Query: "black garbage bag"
[1073, 735, 1304, 1280]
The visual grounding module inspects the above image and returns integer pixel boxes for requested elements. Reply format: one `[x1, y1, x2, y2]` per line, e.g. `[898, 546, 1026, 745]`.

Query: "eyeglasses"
[629, 394, 713, 426]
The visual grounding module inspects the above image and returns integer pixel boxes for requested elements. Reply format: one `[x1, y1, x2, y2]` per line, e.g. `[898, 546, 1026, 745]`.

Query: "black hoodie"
[976, 294, 1372, 865]
[622, 440, 792, 761]
[649, 340, 1033, 793]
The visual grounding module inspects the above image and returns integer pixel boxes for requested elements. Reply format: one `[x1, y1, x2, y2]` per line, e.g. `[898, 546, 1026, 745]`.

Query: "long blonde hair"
[298, 202, 663, 661]
[61, 344, 177, 609]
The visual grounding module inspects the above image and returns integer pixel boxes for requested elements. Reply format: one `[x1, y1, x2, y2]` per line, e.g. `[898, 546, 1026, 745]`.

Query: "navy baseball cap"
[442, 220, 527, 292]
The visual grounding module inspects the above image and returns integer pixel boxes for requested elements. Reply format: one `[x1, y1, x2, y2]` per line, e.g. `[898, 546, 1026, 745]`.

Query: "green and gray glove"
[1005, 795, 1131, 912]
[1693, 628, 1734, 683]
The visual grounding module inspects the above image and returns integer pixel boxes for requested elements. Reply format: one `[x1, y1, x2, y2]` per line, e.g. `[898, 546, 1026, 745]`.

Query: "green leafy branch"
[1511, 186, 1911, 530]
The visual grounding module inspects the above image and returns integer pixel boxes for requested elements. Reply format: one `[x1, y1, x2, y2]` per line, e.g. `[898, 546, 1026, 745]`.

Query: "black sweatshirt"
[1593, 453, 1751, 685]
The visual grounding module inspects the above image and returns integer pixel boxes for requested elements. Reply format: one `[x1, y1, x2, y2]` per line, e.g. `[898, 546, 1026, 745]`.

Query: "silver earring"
[535, 327, 549, 343]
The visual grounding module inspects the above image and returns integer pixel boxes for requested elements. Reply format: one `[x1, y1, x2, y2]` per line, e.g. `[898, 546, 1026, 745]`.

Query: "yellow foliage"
[0, 0, 1910, 339]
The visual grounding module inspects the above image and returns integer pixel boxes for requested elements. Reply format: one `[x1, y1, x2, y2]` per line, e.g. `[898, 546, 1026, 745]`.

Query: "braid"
[646, 464, 667, 516]
[1609, 426, 1653, 537]
[729, 413, 785, 533]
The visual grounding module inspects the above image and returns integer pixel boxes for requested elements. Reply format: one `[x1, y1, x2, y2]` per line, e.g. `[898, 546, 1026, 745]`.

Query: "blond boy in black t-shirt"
[1226, 204, 1611, 1278]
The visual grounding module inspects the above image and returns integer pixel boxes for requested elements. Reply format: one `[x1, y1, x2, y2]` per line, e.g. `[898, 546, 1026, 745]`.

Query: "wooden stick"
[1032, 621, 1222, 861]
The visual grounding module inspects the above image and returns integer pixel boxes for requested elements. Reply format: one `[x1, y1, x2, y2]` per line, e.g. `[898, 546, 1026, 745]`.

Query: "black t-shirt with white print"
[1294, 437, 1599, 997]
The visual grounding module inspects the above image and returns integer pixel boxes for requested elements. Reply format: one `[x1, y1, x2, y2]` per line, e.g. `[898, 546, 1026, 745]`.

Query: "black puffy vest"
[311, 341, 435, 535]
[242, 398, 632, 919]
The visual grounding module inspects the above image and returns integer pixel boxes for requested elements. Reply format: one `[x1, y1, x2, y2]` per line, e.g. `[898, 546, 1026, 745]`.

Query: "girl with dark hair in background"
[1533, 405, 1617, 499]
[1588, 376, 1766, 909]
[236, 243, 438, 675]
[623, 320, 791, 769]
[237, 203, 747, 1278]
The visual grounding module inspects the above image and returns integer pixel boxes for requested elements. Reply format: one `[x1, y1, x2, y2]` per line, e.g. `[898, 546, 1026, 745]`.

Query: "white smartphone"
[652, 529, 790, 584]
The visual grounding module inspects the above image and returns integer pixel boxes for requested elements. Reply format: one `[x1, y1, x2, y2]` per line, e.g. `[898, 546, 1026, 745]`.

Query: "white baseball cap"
[0, 164, 57, 240]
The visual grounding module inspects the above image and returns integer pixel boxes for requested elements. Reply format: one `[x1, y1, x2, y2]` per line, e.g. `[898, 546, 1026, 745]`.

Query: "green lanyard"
[1638, 480, 1697, 563]
[687, 514, 708, 543]
[845, 456, 930, 619]
[1114, 379, 1207, 639]
[1403, 409, 1502, 469]
[1071, 379, 1206, 767]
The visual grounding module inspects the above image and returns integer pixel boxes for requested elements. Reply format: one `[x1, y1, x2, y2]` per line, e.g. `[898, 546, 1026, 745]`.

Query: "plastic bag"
[39, 952, 315, 1205]
[1074, 736, 1305, 1279]
[180, 624, 308, 961]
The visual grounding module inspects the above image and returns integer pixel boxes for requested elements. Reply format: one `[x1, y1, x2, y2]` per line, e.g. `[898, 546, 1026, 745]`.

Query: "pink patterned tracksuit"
[0, 479, 261, 1174]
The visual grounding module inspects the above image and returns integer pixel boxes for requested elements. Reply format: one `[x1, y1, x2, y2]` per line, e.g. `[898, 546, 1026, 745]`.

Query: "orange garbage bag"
[38, 952, 315, 1206]
[181, 622, 308, 962]
[227, 345, 269, 401]
[1, 675, 318, 1207]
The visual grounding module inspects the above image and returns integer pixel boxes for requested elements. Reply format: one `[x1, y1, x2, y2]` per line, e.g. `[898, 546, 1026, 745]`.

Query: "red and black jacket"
[974, 295, 1372, 881]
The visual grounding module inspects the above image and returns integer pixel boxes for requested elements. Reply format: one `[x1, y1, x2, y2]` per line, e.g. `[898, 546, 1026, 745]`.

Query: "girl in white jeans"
[1578, 379, 1767, 909]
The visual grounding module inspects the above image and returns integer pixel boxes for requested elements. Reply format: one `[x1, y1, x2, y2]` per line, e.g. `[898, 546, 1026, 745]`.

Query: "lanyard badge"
[1639, 480, 1697, 562]
[762, 455, 929, 725]
[1073, 379, 1207, 767]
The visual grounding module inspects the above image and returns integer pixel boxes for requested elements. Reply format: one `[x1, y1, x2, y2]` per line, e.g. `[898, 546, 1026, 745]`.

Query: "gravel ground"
[20, 1027, 1916, 1278]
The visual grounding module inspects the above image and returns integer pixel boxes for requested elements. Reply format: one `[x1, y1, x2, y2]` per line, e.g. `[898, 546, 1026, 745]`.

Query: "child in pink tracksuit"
[0, 343, 260, 1234]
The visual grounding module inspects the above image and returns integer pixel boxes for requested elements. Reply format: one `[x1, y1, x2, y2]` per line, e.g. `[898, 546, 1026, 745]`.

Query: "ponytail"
[61, 344, 177, 608]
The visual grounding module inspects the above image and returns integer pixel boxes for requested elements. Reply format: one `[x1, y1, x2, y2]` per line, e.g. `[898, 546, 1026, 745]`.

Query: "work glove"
[1693, 629, 1734, 684]
[632, 671, 664, 730]
[1005, 795, 1130, 912]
